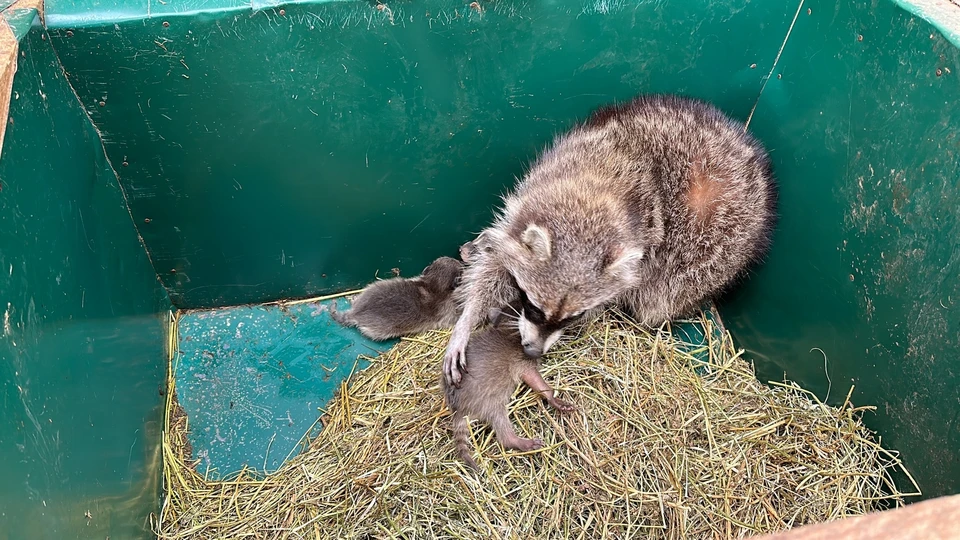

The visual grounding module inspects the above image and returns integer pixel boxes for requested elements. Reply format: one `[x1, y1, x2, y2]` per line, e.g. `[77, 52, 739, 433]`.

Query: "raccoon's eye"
[525, 304, 546, 325]
[517, 288, 546, 325]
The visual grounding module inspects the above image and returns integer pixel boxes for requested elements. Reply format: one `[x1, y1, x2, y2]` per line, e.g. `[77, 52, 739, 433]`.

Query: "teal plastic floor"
[174, 297, 394, 477]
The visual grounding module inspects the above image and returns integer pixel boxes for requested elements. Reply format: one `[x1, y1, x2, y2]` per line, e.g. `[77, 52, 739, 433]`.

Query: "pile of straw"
[155, 309, 918, 539]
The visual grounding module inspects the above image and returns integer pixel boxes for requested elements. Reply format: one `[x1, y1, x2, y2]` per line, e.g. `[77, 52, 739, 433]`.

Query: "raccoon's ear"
[520, 224, 552, 262]
[605, 245, 645, 282]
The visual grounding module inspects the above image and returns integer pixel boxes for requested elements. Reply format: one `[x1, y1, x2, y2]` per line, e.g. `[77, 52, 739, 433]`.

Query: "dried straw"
[154, 308, 918, 539]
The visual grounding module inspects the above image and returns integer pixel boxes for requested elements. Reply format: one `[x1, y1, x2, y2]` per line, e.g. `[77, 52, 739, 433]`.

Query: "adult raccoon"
[443, 94, 778, 386]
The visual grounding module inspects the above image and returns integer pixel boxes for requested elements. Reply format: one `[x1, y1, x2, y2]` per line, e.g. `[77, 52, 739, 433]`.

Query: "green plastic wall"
[39, 0, 960, 502]
[0, 15, 171, 540]
[44, 0, 799, 309]
[718, 0, 960, 498]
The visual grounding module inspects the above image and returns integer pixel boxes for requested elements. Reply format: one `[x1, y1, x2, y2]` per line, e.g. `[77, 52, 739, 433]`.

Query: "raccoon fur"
[330, 256, 463, 341]
[441, 301, 575, 470]
[443, 94, 778, 385]
[458, 231, 494, 264]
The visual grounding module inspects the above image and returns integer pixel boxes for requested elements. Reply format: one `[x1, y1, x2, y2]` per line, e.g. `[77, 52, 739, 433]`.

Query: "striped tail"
[451, 413, 479, 471]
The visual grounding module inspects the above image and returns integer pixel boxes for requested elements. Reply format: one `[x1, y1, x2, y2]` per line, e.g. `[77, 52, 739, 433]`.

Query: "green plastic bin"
[1, 0, 958, 537]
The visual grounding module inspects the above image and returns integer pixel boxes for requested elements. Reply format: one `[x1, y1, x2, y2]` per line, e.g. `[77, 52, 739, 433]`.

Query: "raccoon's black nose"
[522, 343, 543, 359]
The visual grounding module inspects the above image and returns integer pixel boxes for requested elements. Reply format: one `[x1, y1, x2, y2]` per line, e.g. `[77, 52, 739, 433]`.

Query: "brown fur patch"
[686, 160, 724, 220]
[555, 294, 570, 320]
[541, 298, 559, 320]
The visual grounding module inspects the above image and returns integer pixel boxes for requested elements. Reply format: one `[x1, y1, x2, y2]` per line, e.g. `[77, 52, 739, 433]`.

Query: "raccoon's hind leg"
[489, 409, 543, 452]
[450, 413, 480, 470]
[520, 364, 576, 413]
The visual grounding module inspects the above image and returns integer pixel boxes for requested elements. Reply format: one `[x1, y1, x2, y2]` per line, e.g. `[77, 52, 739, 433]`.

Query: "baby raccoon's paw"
[549, 397, 577, 414]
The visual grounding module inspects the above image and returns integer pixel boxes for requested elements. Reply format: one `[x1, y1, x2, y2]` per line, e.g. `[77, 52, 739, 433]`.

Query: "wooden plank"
[758, 494, 960, 540]
[0, 13, 16, 160]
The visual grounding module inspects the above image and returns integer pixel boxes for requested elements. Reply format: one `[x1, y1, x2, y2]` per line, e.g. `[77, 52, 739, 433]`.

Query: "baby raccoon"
[458, 231, 493, 264]
[441, 302, 575, 470]
[459, 240, 479, 265]
[330, 256, 463, 341]
[443, 94, 778, 385]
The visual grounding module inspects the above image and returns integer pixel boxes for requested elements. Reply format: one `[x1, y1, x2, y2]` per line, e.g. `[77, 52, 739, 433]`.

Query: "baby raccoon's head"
[420, 256, 464, 294]
[492, 222, 650, 358]
[458, 230, 493, 264]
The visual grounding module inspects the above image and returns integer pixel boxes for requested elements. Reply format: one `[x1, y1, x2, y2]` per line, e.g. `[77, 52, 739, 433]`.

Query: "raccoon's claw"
[443, 352, 462, 387]
[443, 331, 470, 387]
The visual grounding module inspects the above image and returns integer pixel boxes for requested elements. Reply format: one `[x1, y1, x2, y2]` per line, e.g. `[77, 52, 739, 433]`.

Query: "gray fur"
[444, 94, 777, 384]
[441, 304, 575, 470]
[330, 256, 464, 341]
[458, 230, 494, 264]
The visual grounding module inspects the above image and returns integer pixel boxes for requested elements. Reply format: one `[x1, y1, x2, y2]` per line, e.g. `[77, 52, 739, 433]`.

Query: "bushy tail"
[451, 414, 479, 471]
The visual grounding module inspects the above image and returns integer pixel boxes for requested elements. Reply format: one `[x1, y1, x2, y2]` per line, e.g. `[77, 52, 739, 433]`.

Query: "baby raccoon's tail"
[451, 413, 479, 471]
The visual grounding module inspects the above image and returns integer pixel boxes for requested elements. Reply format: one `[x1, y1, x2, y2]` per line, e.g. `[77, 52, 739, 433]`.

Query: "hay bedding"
[156, 309, 917, 539]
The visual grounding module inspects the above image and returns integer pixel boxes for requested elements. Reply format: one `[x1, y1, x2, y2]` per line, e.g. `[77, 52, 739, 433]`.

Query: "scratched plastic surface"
[0, 8, 950, 540]
[175, 298, 393, 477]
[717, 0, 960, 498]
[0, 16, 170, 540]
[45, 0, 799, 310]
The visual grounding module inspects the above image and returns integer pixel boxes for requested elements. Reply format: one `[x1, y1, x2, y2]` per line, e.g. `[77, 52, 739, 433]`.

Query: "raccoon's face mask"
[507, 274, 586, 359]
[516, 288, 585, 359]
[497, 223, 647, 358]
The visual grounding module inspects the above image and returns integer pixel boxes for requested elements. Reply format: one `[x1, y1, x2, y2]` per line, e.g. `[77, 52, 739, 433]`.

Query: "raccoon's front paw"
[443, 331, 470, 387]
[549, 397, 576, 414]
